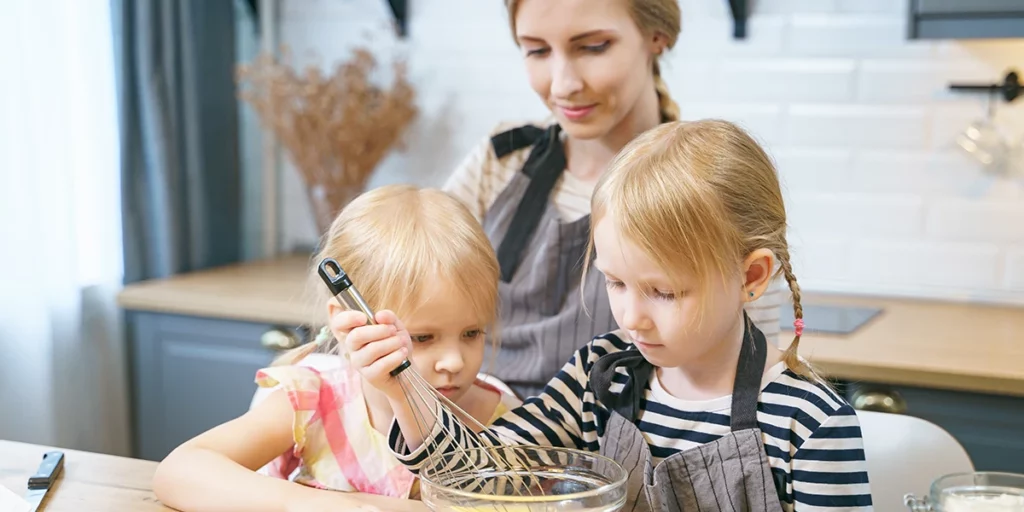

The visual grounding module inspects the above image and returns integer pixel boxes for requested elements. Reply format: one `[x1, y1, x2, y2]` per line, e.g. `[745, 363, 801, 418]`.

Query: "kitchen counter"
[118, 255, 1024, 397]
[0, 440, 429, 512]
[792, 295, 1024, 397]
[0, 440, 170, 511]
[117, 255, 318, 326]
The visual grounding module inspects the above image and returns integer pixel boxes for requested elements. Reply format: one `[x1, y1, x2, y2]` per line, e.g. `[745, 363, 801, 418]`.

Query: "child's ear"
[326, 296, 342, 317]
[742, 249, 776, 301]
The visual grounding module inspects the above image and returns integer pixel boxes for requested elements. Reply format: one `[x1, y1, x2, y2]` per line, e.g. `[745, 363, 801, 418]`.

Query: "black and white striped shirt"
[391, 332, 873, 511]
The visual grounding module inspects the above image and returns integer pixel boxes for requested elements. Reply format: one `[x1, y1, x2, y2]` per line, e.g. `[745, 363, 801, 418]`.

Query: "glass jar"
[905, 472, 1024, 511]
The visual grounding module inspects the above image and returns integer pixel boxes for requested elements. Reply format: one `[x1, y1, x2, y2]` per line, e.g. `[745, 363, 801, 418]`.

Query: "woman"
[445, 0, 784, 398]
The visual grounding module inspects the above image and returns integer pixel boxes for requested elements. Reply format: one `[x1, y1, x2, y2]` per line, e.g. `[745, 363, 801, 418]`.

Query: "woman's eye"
[525, 47, 549, 57]
[582, 41, 610, 53]
[654, 290, 676, 301]
[605, 279, 624, 290]
[463, 329, 483, 340]
[411, 334, 433, 343]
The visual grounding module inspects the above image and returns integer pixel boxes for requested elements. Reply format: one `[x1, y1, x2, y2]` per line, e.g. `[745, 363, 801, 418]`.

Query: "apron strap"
[492, 124, 567, 282]
[491, 124, 547, 159]
[590, 343, 653, 423]
[730, 314, 769, 431]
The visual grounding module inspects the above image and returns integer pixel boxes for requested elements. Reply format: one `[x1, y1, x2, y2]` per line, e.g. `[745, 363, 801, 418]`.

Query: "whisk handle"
[317, 257, 413, 378]
[318, 258, 377, 325]
[390, 359, 411, 377]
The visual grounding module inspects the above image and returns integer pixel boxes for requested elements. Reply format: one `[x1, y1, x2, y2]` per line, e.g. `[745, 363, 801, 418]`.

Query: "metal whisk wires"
[316, 258, 544, 499]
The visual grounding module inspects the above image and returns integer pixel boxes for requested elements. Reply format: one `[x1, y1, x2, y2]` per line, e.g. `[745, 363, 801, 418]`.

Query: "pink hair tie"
[793, 318, 804, 337]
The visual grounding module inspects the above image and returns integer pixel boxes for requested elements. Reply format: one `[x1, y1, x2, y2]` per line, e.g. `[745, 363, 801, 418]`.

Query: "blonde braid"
[777, 248, 816, 380]
[652, 61, 680, 122]
[271, 326, 337, 367]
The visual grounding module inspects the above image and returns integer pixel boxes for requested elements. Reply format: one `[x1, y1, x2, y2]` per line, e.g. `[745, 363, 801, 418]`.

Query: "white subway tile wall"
[277, 0, 1024, 305]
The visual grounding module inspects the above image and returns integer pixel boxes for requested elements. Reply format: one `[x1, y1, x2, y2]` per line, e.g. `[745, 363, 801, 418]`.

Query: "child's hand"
[344, 309, 412, 399]
[330, 307, 385, 345]
[288, 500, 382, 512]
[284, 491, 382, 512]
[285, 484, 429, 512]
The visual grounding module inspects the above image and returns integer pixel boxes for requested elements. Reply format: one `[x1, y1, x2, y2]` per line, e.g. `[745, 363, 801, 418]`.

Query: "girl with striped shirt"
[346, 120, 873, 511]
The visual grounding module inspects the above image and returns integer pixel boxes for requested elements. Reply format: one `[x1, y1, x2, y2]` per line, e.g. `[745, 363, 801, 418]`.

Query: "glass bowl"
[418, 445, 628, 512]
[906, 472, 1024, 511]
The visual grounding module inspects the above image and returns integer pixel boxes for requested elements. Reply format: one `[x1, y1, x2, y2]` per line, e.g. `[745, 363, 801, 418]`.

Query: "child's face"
[592, 218, 745, 368]
[403, 282, 489, 404]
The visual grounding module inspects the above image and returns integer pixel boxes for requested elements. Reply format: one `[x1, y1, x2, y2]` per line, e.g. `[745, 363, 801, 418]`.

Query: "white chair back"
[857, 410, 974, 511]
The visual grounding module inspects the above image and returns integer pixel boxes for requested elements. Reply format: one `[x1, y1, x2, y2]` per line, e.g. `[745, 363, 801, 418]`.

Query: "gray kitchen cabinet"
[845, 381, 1024, 474]
[127, 311, 305, 461]
[909, 0, 1024, 39]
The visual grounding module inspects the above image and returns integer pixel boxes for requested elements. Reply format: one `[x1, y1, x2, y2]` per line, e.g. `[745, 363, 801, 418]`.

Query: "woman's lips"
[559, 104, 596, 121]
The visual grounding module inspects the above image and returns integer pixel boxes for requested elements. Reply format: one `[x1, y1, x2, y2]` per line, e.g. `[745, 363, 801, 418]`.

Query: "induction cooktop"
[779, 304, 883, 335]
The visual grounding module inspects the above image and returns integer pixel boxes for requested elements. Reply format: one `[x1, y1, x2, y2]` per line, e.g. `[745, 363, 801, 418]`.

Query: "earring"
[748, 291, 755, 298]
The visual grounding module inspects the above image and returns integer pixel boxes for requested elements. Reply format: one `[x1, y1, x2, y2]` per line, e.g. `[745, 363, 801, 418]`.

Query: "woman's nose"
[550, 55, 583, 100]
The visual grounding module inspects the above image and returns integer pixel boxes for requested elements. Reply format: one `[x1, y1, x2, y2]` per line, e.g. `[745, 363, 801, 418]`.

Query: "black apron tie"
[493, 124, 567, 282]
[591, 313, 769, 431]
[590, 347, 653, 423]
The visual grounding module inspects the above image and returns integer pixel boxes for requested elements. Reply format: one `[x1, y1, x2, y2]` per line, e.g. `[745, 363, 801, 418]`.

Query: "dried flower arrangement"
[236, 47, 418, 235]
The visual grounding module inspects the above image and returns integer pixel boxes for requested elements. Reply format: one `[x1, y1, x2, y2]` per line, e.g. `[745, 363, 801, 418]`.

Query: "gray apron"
[481, 124, 618, 399]
[590, 318, 785, 511]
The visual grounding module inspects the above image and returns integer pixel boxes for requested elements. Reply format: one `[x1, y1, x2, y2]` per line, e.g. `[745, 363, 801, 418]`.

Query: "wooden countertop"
[118, 256, 1024, 397]
[0, 440, 169, 511]
[117, 254, 318, 326]
[794, 294, 1024, 398]
[0, 440, 429, 512]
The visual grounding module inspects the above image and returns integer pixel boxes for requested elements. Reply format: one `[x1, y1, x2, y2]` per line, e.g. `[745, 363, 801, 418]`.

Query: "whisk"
[318, 257, 627, 511]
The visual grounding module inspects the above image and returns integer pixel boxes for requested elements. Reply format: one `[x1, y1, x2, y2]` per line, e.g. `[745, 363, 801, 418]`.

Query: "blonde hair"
[505, 0, 681, 122]
[274, 184, 501, 366]
[584, 119, 812, 379]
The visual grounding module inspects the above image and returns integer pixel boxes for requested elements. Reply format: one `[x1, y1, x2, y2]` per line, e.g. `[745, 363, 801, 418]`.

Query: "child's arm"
[152, 388, 427, 512]
[347, 311, 601, 472]
[789, 404, 873, 511]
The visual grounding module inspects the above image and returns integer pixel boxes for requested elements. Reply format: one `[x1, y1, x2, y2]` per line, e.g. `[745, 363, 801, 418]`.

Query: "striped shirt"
[391, 332, 873, 511]
[443, 119, 787, 348]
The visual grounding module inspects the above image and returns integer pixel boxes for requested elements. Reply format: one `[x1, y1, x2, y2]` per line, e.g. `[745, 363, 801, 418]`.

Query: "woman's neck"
[657, 316, 747, 401]
[565, 84, 662, 182]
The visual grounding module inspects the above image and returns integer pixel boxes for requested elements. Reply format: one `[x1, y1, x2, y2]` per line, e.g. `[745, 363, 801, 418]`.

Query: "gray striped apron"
[481, 123, 618, 399]
[591, 318, 784, 511]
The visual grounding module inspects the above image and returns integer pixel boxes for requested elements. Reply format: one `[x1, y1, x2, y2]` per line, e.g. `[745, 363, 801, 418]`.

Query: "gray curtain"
[114, 0, 242, 284]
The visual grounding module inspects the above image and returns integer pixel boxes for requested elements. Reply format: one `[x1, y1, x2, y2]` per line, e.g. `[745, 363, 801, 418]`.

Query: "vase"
[306, 182, 364, 239]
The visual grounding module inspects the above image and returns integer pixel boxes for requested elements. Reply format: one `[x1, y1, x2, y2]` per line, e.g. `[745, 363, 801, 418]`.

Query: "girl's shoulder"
[470, 116, 559, 166]
[760, 362, 857, 425]
[485, 116, 557, 143]
[255, 362, 363, 410]
[445, 116, 557, 219]
[256, 364, 324, 394]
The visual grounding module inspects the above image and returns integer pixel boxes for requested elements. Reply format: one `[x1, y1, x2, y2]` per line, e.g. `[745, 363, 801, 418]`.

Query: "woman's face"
[514, 0, 659, 140]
